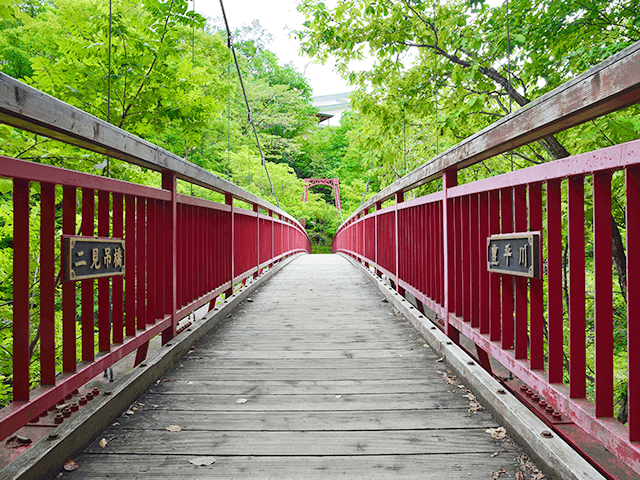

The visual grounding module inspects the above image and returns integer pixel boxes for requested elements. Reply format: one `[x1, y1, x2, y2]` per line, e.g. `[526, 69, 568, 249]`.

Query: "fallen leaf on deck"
[236, 398, 248, 404]
[63, 459, 79, 472]
[486, 426, 507, 439]
[98, 438, 108, 448]
[490, 452, 499, 457]
[189, 457, 217, 466]
[532, 473, 545, 479]
[125, 410, 135, 415]
[4, 435, 32, 449]
[516, 472, 525, 480]
[247, 298, 254, 302]
[443, 375, 457, 385]
[492, 468, 507, 479]
[166, 425, 183, 432]
[436, 357, 444, 362]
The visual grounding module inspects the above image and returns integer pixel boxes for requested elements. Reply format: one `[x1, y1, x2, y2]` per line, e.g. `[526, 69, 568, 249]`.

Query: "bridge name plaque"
[486, 232, 540, 279]
[63, 235, 125, 282]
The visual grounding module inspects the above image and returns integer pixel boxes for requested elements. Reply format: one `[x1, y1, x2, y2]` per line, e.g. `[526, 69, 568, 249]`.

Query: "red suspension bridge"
[0, 41, 640, 480]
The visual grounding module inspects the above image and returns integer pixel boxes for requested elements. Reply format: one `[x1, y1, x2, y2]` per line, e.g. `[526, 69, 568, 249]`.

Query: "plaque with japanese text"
[63, 236, 125, 282]
[486, 232, 540, 278]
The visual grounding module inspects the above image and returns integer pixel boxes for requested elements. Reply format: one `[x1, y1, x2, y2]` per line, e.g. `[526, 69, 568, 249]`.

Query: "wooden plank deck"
[63, 254, 527, 479]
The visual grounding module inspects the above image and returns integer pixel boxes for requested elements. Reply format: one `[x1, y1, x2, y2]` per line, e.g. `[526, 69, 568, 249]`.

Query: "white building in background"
[312, 92, 354, 126]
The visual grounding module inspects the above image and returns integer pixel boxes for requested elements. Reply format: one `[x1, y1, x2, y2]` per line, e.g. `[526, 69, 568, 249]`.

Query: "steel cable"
[219, 0, 280, 207]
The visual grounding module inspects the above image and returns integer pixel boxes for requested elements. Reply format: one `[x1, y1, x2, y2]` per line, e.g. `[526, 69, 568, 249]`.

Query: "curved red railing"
[0, 75, 310, 443]
[334, 42, 640, 475]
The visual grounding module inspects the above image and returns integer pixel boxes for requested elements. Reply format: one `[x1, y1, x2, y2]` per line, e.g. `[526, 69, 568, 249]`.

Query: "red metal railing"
[333, 42, 640, 474]
[0, 76, 310, 442]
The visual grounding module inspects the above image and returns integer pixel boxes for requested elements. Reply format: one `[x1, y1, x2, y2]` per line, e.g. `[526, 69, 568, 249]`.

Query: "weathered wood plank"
[162, 367, 442, 381]
[86, 429, 511, 456]
[130, 392, 471, 411]
[113, 409, 497, 431]
[191, 348, 430, 359]
[146, 379, 446, 395]
[66, 454, 521, 479]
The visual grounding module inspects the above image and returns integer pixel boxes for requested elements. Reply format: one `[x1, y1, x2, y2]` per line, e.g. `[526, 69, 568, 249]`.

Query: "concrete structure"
[312, 91, 353, 126]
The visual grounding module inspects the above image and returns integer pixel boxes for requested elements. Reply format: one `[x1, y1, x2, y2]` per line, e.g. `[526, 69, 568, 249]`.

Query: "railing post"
[13, 179, 30, 401]
[254, 203, 259, 279]
[395, 191, 405, 296]
[363, 208, 369, 268]
[269, 210, 274, 267]
[443, 167, 459, 343]
[375, 201, 382, 277]
[161, 170, 177, 344]
[225, 193, 234, 298]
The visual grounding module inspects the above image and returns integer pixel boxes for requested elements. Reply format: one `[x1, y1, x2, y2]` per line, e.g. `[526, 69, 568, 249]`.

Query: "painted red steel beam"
[0, 317, 172, 438]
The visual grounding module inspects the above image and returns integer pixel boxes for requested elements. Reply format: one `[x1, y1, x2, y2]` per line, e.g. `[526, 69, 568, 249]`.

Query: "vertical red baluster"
[514, 185, 528, 360]
[395, 191, 404, 294]
[156, 199, 165, 319]
[454, 197, 463, 316]
[254, 204, 260, 279]
[62, 186, 77, 372]
[112, 193, 124, 344]
[529, 183, 544, 370]
[188, 205, 194, 303]
[593, 172, 613, 417]
[81, 188, 95, 361]
[425, 205, 431, 298]
[98, 190, 111, 352]
[162, 171, 177, 343]
[40, 182, 55, 385]
[136, 197, 146, 331]
[225, 193, 234, 298]
[270, 210, 274, 268]
[443, 167, 458, 341]
[147, 199, 156, 325]
[479, 192, 489, 334]
[206, 208, 212, 293]
[547, 179, 564, 383]
[470, 194, 479, 328]
[500, 187, 513, 350]
[489, 190, 501, 341]
[626, 166, 640, 440]
[178, 204, 184, 308]
[568, 175, 586, 398]
[437, 201, 443, 305]
[125, 195, 136, 337]
[461, 196, 470, 321]
[13, 179, 30, 401]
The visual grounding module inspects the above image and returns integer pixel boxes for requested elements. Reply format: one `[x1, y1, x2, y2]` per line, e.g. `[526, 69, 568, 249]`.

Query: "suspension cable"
[219, 0, 280, 207]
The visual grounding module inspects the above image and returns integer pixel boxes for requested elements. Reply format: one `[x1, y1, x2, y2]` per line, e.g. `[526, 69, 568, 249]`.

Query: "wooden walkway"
[64, 254, 525, 479]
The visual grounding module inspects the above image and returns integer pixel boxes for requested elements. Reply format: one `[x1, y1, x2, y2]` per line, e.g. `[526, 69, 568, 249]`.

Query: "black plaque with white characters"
[63, 236, 125, 282]
[486, 232, 540, 278]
